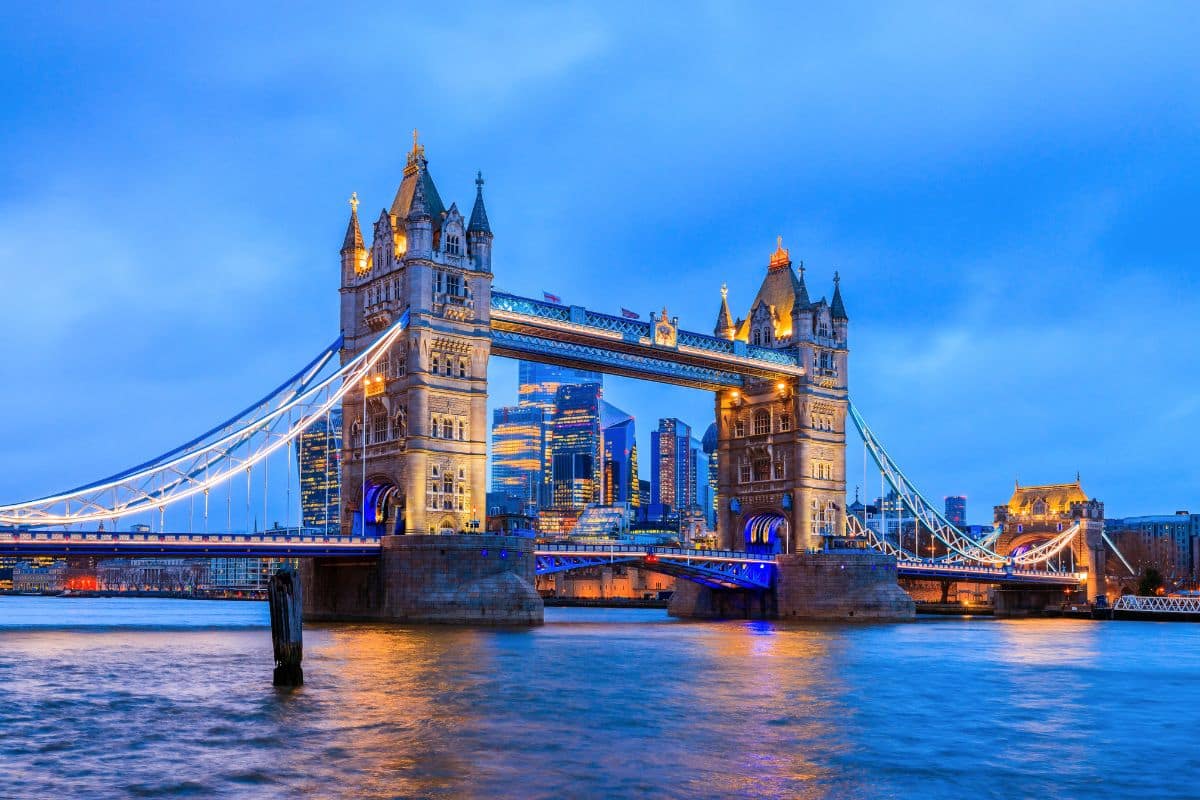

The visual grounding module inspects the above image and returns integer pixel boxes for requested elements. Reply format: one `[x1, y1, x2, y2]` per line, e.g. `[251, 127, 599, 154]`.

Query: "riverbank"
[542, 596, 670, 609]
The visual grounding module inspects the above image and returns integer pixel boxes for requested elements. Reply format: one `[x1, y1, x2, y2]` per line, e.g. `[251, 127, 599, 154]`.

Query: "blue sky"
[1, 2, 1198, 525]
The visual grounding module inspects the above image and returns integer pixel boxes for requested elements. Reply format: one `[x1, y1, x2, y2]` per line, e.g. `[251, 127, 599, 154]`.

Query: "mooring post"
[268, 563, 303, 687]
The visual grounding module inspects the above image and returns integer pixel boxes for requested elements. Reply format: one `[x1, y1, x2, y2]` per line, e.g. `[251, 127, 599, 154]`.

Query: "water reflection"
[1, 599, 1200, 799]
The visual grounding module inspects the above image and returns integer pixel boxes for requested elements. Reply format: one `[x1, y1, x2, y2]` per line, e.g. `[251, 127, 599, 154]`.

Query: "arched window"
[456, 420, 465, 441]
[393, 408, 407, 439]
[752, 329, 761, 346]
[349, 420, 362, 449]
[429, 415, 439, 438]
[431, 354, 441, 375]
[457, 357, 468, 378]
[753, 410, 770, 435]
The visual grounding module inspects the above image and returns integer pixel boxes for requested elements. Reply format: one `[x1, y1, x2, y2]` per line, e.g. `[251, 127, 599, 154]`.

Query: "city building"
[518, 361, 603, 506]
[298, 407, 342, 534]
[944, 495, 967, 528]
[651, 418, 694, 517]
[549, 383, 604, 510]
[601, 403, 638, 508]
[490, 405, 545, 512]
[701, 423, 719, 529]
[1106, 511, 1200, 581]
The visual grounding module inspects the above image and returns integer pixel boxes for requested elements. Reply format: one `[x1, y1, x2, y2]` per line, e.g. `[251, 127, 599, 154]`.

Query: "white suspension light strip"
[1007, 523, 1081, 567]
[0, 313, 408, 526]
[848, 401, 1006, 565]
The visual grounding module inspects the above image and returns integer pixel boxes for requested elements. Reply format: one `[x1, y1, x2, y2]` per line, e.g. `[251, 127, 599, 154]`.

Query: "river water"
[0, 597, 1196, 799]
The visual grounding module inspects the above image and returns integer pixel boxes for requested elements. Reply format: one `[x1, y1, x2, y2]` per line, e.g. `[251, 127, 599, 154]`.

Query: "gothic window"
[429, 414, 439, 438]
[753, 410, 770, 435]
[738, 458, 751, 484]
[349, 420, 362, 449]
[818, 319, 830, 338]
[446, 272, 462, 296]
[810, 499, 819, 537]
[779, 414, 792, 432]
[456, 420, 465, 441]
[752, 330, 761, 346]
[431, 354, 441, 375]
[427, 465, 443, 510]
[371, 408, 388, 444]
[434, 271, 444, 295]
[392, 407, 407, 438]
[734, 419, 746, 438]
[446, 234, 462, 256]
[753, 458, 770, 482]
[773, 459, 786, 480]
[457, 357, 468, 378]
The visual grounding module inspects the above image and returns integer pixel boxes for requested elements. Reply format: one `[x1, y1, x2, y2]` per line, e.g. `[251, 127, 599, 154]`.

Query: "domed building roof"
[701, 422, 719, 454]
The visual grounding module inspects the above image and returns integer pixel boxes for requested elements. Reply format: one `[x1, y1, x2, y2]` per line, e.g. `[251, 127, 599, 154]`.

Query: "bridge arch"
[363, 477, 404, 537]
[743, 512, 787, 554]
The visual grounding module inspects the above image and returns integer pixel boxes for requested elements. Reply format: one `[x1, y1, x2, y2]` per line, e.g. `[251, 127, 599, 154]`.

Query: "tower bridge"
[0, 134, 1109, 625]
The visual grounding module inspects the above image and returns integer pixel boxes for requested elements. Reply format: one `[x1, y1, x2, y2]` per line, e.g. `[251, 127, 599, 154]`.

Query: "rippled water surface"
[1, 597, 1198, 799]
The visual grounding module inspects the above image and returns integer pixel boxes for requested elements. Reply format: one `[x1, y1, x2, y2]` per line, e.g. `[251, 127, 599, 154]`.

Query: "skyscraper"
[549, 383, 604, 509]
[945, 495, 967, 528]
[516, 361, 603, 506]
[601, 402, 637, 508]
[490, 405, 545, 511]
[651, 418, 694, 516]
[298, 407, 341, 533]
[702, 423, 719, 529]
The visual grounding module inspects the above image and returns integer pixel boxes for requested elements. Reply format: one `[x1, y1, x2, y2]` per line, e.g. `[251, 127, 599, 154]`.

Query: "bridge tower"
[307, 134, 540, 625]
[713, 239, 848, 554]
[338, 134, 492, 538]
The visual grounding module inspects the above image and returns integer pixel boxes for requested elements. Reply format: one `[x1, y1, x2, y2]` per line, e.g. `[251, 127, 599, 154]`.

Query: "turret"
[405, 164, 433, 259]
[830, 271, 848, 342]
[794, 260, 813, 343]
[340, 192, 367, 283]
[714, 283, 735, 339]
[467, 171, 493, 273]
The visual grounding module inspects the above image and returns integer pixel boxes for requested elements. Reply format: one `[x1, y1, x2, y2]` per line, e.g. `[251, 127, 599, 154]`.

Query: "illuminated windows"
[734, 419, 746, 437]
[753, 410, 770, 435]
[738, 458, 751, 484]
[778, 414, 792, 432]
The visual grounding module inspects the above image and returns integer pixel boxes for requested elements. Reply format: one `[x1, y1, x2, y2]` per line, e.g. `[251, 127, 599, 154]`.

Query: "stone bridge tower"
[338, 134, 493, 537]
[712, 239, 849, 554]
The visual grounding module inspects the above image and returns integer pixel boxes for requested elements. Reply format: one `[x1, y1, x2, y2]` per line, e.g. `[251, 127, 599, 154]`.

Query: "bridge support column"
[268, 565, 303, 687]
[303, 534, 543, 625]
[993, 586, 1080, 617]
[774, 551, 914, 621]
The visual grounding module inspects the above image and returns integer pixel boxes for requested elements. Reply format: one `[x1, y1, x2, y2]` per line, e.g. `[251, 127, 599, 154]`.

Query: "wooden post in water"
[268, 563, 303, 687]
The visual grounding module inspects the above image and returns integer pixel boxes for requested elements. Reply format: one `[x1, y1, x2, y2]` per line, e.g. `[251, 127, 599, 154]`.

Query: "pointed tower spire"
[714, 283, 735, 338]
[831, 270, 848, 320]
[468, 171, 492, 234]
[406, 168, 431, 221]
[795, 258, 811, 307]
[341, 192, 365, 253]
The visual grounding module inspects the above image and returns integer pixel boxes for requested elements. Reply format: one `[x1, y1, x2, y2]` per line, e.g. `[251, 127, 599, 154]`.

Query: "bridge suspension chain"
[0, 313, 409, 527]
[847, 401, 1006, 565]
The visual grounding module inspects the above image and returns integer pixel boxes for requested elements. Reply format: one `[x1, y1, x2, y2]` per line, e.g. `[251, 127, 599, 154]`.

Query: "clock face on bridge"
[653, 311, 677, 347]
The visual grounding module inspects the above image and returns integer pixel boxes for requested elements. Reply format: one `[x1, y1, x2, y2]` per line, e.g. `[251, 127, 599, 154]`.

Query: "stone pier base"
[669, 550, 914, 621]
[302, 534, 543, 625]
[993, 586, 1080, 617]
[775, 551, 915, 621]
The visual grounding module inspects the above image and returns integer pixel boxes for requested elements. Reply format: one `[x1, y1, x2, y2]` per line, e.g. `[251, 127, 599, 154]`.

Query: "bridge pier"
[670, 551, 914, 621]
[993, 586, 1082, 617]
[302, 534, 543, 625]
[268, 565, 304, 687]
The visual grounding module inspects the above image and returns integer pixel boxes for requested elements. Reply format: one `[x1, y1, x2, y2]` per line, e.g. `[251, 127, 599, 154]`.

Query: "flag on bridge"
[543, 291, 562, 304]
[621, 308, 640, 319]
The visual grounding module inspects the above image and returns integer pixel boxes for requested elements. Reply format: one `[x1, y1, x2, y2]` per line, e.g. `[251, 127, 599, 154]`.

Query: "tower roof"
[1007, 480, 1088, 516]
[831, 271, 848, 320]
[735, 238, 810, 341]
[390, 129, 446, 225]
[341, 192, 364, 252]
[468, 171, 492, 235]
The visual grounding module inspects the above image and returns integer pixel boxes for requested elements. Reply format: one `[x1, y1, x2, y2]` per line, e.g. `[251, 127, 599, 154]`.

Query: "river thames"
[0, 598, 1197, 799]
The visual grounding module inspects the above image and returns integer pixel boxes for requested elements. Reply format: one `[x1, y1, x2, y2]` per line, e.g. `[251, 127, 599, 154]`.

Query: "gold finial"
[349, 191, 359, 214]
[769, 235, 790, 270]
[412, 128, 419, 150]
[720, 282, 728, 300]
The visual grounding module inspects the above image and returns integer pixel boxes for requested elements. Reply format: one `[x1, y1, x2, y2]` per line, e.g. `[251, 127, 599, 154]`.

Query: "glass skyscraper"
[549, 383, 604, 509]
[491, 405, 545, 511]
[651, 418, 694, 515]
[297, 407, 341, 534]
[601, 403, 637, 508]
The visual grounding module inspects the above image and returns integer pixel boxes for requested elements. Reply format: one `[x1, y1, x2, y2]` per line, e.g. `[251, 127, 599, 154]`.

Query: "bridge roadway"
[0, 532, 1082, 589]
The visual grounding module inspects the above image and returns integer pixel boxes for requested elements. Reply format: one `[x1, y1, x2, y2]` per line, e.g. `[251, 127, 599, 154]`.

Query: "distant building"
[651, 418, 694, 517]
[1106, 511, 1199, 581]
[602, 403, 637, 508]
[490, 405, 545, 512]
[298, 407, 341, 534]
[701, 423, 719, 530]
[548, 383, 604, 510]
[13, 560, 66, 593]
[944, 495, 967, 528]
[514, 361, 603, 508]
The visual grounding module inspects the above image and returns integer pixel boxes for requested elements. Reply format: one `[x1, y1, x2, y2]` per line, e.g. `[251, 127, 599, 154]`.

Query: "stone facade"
[713, 240, 849, 553]
[302, 534, 543, 624]
[339, 134, 493, 537]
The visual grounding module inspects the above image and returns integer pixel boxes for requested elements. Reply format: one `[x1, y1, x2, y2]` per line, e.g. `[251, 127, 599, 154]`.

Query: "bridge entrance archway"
[743, 512, 788, 555]
[363, 479, 403, 537]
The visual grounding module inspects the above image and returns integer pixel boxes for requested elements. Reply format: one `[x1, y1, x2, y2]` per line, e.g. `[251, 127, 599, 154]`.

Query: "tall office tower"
[945, 495, 967, 528]
[549, 383, 604, 510]
[702, 423, 719, 529]
[651, 418, 694, 515]
[601, 403, 637, 507]
[298, 407, 342, 533]
[491, 405, 546, 511]
[518, 361, 603, 413]
[690, 435, 711, 529]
